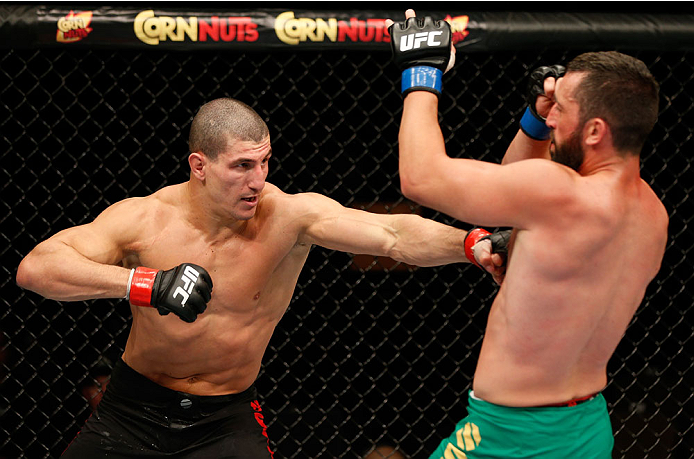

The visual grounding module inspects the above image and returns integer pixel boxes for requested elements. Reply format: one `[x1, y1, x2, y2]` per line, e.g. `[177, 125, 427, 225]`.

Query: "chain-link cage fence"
[1, 43, 692, 459]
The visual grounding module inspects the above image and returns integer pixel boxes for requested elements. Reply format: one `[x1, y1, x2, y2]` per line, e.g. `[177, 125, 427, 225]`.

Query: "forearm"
[501, 130, 551, 165]
[16, 241, 131, 301]
[387, 214, 467, 266]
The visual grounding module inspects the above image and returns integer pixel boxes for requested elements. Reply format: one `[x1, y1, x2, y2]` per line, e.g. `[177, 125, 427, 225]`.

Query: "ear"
[583, 118, 608, 147]
[189, 152, 206, 180]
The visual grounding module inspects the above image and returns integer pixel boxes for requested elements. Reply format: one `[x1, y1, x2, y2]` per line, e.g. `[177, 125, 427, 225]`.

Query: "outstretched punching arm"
[288, 191, 508, 282]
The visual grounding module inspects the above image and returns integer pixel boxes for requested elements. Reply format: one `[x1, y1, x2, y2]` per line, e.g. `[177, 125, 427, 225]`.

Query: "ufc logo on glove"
[398, 31, 443, 51]
[127, 262, 213, 323]
[173, 265, 201, 306]
[389, 16, 453, 96]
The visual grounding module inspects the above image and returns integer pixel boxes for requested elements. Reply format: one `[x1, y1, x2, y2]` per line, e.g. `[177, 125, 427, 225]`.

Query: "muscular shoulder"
[98, 185, 179, 225]
[641, 179, 669, 227]
[639, 179, 669, 256]
[258, 183, 345, 235]
[86, 185, 183, 251]
[501, 159, 581, 223]
[259, 183, 337, 215]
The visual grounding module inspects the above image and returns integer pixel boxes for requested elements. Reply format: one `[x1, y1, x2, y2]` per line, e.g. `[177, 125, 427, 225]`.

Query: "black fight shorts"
[62, 359, 274, 458]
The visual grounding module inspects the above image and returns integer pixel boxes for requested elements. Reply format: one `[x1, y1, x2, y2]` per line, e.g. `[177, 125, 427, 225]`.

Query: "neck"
[579, 147, 641, 179]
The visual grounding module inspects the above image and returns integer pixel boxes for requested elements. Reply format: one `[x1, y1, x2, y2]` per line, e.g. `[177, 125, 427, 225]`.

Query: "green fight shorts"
[429, 391, 614, 459]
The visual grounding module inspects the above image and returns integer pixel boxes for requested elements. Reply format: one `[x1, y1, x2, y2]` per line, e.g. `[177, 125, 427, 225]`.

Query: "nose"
[248, 163, 267, 192]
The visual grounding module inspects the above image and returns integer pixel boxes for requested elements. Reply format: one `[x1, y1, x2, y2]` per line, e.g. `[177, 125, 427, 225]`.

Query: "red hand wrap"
[464, 228, 491, 268]
[128, 267, 159, 307]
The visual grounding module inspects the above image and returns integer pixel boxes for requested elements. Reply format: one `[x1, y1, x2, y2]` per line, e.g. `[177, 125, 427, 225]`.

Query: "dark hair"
[188, 98, 269, 160]
[566, 51, 659, 154]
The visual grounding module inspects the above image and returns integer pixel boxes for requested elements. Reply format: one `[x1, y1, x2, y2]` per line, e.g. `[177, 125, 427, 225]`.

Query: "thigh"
[184, 397, 274, 459]
[61, 411, 156, 459]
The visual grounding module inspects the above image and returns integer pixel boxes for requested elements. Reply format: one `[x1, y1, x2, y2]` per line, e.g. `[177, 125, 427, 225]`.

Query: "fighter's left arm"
[293, 192, 506, 273]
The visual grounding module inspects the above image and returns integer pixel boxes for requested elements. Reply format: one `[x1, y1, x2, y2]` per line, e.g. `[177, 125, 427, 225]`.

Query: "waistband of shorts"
[535, 391, 601, 408]
[469, 389, 603, 409]
[108, 358, 256, 407]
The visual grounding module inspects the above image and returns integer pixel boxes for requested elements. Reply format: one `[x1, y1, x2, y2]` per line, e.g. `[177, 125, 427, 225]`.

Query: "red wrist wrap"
[128, 267, 158, 307]
[464, 228, 491, 268]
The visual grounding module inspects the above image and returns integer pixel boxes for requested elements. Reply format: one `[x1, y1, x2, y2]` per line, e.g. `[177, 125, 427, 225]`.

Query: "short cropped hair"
[188, 98, 269, 160]
[567, 51, 659, 154]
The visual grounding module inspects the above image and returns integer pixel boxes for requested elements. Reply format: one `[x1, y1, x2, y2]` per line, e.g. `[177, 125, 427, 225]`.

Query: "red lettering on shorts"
[251, 399, 275, 458]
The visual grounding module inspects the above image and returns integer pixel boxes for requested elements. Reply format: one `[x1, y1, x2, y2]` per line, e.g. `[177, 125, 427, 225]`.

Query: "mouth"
[241, 196, 258, 205]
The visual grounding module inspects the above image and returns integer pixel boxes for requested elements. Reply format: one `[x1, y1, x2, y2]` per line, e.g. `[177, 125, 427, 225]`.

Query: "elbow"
[399, 174, 416, 200]
[400, 183, 420, 204]
[399, 156, 445, 206]
[16, 255, 42, 292]
[399, 166, 422, 199]
[400, 174, 432, 207]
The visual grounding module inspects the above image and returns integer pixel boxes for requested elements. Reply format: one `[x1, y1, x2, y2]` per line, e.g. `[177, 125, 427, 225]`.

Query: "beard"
[550, 130, 585, 172]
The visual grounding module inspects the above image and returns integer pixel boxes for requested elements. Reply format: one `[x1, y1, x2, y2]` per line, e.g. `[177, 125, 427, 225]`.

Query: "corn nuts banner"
[2, 5, 694, 51]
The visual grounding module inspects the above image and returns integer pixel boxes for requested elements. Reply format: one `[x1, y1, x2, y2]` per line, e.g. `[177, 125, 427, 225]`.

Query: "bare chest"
[127, 223, 310, 318]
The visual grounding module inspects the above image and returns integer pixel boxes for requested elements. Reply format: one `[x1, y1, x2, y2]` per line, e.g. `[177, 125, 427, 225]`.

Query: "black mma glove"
[464, 228, 511, 269]
[389, 16, 453, 96]
[480, 229, 511, 257]
[126, 263, 213, 323]
[520, 65, 566, 140]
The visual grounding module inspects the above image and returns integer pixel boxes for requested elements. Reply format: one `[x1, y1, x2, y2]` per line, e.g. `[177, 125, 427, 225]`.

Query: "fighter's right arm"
[16, 198, 142, 301]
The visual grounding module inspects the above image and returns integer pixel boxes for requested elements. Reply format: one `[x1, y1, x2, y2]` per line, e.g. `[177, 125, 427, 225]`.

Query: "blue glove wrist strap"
[519, 106, 550, 140]
[402, 66, 443, 95]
